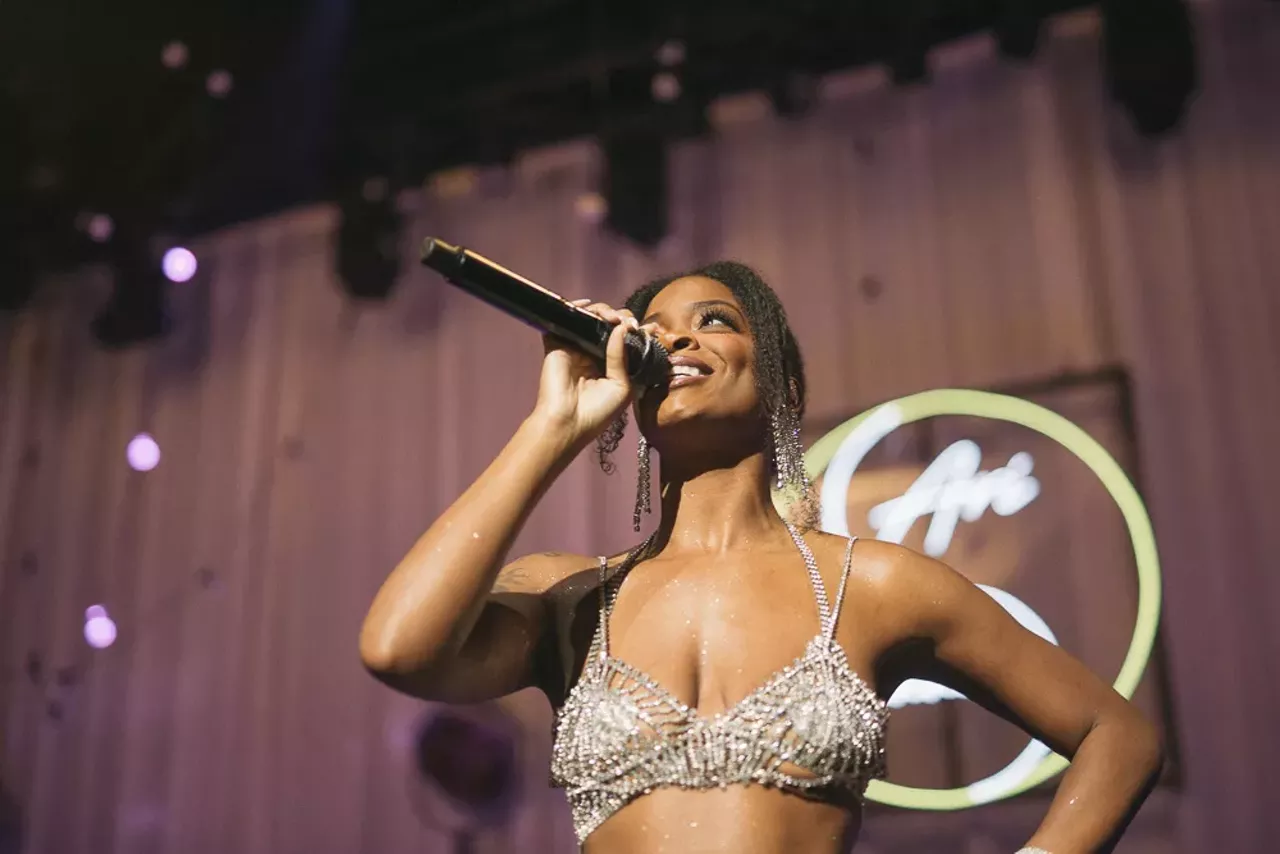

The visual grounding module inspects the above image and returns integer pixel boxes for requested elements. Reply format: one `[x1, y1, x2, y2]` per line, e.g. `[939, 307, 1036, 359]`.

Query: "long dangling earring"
[771, 406, 816, 527]
[770, 407, 801, 491]
[634, 435, 652, 532]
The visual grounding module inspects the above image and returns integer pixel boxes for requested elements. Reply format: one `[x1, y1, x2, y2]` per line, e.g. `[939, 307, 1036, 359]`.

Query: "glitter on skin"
[550, 527, 887, 843]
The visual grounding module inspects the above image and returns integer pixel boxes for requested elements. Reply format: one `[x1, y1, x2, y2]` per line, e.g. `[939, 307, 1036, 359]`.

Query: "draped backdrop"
[3, 5, 1278, 852]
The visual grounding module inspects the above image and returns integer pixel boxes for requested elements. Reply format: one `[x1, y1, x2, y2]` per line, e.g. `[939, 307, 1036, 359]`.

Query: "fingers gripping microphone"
[420, 238, 670, 386]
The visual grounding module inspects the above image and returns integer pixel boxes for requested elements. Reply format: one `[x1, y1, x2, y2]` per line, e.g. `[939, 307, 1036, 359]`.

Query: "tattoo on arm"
[491, 565, 529, 594]
[491, 553, 566, 594]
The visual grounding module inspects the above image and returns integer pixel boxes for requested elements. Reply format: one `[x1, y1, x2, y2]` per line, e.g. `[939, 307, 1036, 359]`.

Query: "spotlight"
[87, 214, 115, 243]
[206, 70, 234, 98]
[336, 180, 401, 300]
[162, 247, 198, 283]
[769, 73, 819, 119]
[92, 242, 169, 348]
[602, 132, 667, 248]
[655, 40, 686, 67]
[885, 0, 932, 85]
[84, 605, 118, 649]
[127, 433, 161, 472]
[574, 192, 608, 223]
[161, 41, 189, 70]
[1102, 0, 1197, 136]
[995, 1, 1044, 60]
[651, 72, 682, 104]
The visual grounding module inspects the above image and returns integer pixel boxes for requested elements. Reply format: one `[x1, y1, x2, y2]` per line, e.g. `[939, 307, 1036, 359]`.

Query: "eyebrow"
[642, 299, 744, 326]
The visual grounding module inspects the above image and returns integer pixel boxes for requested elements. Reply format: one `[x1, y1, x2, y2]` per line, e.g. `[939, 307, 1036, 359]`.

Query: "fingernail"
[627, 318, 640, 330]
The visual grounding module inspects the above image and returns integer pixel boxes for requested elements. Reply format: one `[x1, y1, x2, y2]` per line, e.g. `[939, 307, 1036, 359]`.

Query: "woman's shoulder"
[803, 531, 936, 590]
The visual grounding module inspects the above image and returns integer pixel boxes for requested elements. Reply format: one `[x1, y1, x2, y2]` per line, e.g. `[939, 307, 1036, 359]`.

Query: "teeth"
[671, 365, 704, 378]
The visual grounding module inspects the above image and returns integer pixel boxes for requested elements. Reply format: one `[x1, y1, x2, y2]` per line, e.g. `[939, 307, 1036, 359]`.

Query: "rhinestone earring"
[771, 406, 817, 527]
[770, 407, 806, 492]
[634, 434, 652, 532]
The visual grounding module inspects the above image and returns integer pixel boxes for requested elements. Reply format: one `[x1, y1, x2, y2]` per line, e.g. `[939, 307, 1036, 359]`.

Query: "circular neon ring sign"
[800, 389, 1162, 810]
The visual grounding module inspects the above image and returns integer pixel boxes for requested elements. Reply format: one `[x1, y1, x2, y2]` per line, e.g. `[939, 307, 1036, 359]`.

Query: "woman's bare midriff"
[583, 785, 860, 854]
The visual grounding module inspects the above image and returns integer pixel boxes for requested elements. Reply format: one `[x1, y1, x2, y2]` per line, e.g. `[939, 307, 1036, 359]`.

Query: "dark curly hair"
[595, 261, 807, 478]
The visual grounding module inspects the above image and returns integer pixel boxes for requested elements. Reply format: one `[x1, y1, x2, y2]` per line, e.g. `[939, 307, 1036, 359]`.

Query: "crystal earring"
[770, 407, 806, 492]
[771, 406, 817, 527]
[634, 434, 652, 532]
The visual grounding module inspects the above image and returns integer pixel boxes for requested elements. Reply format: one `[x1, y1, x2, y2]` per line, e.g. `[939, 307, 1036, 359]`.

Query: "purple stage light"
[206, 69, 233, 97]
[87, 214, 115, 243]
[162, 247, 198, 283]
[161, 41, 189, 69]
[84, 605, 118, 649]
[127, 433, 161, 471]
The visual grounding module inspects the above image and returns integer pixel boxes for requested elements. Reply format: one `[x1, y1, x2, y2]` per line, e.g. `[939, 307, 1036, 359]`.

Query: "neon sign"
[867, 439, 1041, 557]
[797, 389, 1162, 811]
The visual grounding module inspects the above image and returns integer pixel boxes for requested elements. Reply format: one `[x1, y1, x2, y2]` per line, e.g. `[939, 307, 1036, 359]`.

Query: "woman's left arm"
[872, 542, 1165, 854]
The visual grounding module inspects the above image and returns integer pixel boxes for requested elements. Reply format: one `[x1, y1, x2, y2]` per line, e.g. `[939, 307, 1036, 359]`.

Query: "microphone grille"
[643, 337, 671, 386]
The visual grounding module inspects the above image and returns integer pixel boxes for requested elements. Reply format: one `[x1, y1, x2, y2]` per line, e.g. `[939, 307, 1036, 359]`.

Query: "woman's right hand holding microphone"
[531, 300, 648, 448]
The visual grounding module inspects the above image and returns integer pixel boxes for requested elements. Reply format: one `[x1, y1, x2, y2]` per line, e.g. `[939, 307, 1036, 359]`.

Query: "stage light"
[336, 181, 401, 300]
[126, 433, 161, 472]
[994, 0, 1045, 60]
[206, 69, 234, 98]
[92, 241, 169, 347]
[603, 132, 667, 248]
[84, 605, 118, 649]
[161, 41, 189, 70]
[1102, 0, 1197, 136]
[87, 214, 114, 243]
[655, 40, 686, 67]
[651, 72, 681, 103]
[162, 247, 198, 283]
[886, 0, 932, 85]
[769, 73, 819, 119]
[574, 192, 608, 223]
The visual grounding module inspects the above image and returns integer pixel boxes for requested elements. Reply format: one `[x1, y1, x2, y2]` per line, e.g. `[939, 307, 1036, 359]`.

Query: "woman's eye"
[699, 310, 736, 329]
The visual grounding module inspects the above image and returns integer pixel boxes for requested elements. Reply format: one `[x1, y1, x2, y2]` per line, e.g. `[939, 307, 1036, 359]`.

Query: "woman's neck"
[650, 451, 789, 555]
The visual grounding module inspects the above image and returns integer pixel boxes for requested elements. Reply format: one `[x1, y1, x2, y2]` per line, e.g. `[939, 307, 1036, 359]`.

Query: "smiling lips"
[667, 355, 713, 388]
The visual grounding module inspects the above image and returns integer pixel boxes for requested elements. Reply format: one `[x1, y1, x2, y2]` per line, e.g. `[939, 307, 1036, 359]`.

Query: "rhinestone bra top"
[549, 527, 889, 844]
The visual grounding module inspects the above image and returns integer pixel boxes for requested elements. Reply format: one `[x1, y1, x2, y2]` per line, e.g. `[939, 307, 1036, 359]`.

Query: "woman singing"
[360, 263, 1163, 853]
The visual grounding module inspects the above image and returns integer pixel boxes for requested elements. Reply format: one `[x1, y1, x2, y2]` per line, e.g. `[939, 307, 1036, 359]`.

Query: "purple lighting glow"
[87, 214, 115, 243]
[651, 72, 681, 103]
[162, 247, 198, 283]
[206, 69, 233, 98]
[84, 605, 118, 649]
[161, 41, 189, 69]
[127, 433, 161, 471]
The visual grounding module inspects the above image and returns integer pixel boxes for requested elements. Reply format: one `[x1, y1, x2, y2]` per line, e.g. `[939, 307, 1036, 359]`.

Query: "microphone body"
[419, 238, 670, 386]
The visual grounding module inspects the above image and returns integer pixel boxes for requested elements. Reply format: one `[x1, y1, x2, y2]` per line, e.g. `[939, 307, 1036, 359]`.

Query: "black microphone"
[419, 238, 670, 386]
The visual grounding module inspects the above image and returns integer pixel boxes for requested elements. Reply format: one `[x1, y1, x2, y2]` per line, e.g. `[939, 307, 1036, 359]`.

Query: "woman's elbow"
[1137, 720, 1166, 781]
[1114, 706, 1166, 783]
[358, 616, 419, 676]
[359, 637, 400, 676]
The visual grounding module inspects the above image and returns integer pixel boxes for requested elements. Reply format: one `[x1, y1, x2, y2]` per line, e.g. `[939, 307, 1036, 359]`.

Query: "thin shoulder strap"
[594, 556, 611, 659]
[592, 534, 657, 660]
[825, 537, 858, 640]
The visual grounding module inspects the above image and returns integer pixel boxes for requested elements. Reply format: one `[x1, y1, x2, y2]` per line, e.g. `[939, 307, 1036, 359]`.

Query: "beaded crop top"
[549, 526, 889, 844]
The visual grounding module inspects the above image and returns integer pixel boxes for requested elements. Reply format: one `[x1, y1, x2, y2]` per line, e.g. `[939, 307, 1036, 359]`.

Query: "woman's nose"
[641, 322, 693, 353]
[656, 327, 694, 352]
